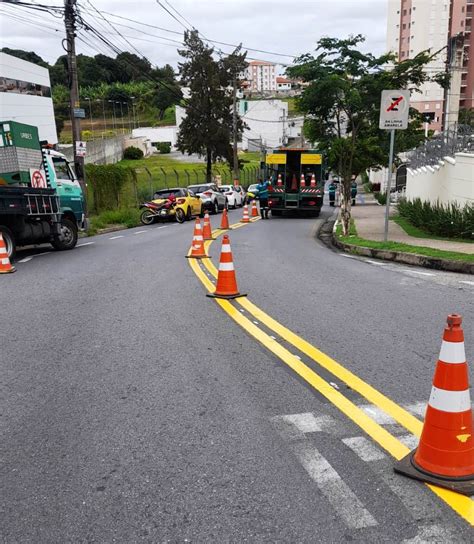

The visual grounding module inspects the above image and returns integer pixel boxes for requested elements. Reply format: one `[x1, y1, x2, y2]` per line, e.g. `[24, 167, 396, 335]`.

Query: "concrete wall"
[406, 152, 474, 206]
[60, 135, 126, 165]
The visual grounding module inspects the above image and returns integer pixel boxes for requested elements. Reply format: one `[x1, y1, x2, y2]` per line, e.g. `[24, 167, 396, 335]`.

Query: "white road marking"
[405, 402, 427, 418]
[401, 269, 436, 277]
[342, 436, 386, 462]
[460, 280, 474, 286]
[402, 525, 457, 543]
[358, 404, 396, 425]
[280, 413, 323, 433]
[18, 257, 33, 263]
[109, 235, 124, 240]
[157, 225, 168, 229]
[398, 434, 419, 450]
[340, 254, 358, 260]
[134, 231, 147, 235]
[293, 442, 378, 529]
[77, 242, 95, 247]
[365, 260, 388, 266]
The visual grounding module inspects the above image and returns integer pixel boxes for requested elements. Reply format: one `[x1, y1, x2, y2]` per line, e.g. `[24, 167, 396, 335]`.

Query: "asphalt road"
[1, 207, 473, 543]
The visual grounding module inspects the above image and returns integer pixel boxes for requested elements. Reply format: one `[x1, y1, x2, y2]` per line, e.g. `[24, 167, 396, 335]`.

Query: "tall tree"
[288, 35, 448, 235]
[177, 31, 247, 181]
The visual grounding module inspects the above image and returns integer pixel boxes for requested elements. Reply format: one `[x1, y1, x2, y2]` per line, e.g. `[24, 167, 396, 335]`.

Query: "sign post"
[379, 90, 410, 242]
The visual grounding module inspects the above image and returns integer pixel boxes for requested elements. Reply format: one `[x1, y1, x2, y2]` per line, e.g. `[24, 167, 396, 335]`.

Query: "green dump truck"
[0, 120, 86, 257]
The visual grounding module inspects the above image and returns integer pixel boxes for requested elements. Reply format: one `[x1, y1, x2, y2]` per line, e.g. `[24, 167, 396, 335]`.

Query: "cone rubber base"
[186, 255, 209, 259]
[394, 451, 474, 496]
[206, 292, 247, 300]
[0, 267, 16, 274]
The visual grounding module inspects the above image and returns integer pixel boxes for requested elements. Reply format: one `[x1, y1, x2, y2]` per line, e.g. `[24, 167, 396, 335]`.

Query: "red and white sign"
[29, 169, 47, 188]
[379, 90, 410, 130]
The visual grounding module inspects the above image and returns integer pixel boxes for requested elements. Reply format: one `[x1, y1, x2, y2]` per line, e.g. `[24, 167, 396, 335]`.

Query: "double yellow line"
[187, 220, 474, 526]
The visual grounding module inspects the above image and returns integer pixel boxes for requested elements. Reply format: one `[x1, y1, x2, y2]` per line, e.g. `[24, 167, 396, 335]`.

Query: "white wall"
[240, 100, 288, 150]
[0, 52, 57, 144]
[406, 153, 474, 206]
[132, 126, 177, 149]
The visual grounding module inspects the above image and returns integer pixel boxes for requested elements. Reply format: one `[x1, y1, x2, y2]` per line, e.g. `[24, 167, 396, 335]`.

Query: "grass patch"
[88, 208, 141, 235]
[335, 219, 357, 236]
[393, 215, 473, 244]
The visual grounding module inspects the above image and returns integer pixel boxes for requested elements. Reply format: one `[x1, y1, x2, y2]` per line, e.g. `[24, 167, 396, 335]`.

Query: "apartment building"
[244, 60, 277, 93]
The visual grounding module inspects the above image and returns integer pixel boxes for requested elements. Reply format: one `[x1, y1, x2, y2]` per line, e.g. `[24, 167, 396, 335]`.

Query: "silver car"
[187, 183, 227, 214]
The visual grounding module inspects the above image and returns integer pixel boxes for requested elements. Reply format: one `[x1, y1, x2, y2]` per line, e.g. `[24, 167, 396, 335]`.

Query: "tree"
[288, 35, 447, 235]
[149, 65, 182, 120]
[1, 48, 48, 67]
[177, 31, 247, 181]
[459, 108, 474, 128]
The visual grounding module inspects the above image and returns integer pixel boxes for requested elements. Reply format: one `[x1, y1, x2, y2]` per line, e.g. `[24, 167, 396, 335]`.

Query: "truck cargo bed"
[0, 186, 60, 216]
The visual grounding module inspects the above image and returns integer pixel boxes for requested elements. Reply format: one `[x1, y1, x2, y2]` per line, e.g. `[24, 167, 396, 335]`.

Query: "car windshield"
[154, 189, 182, 199]
[188, 185, 211, 194]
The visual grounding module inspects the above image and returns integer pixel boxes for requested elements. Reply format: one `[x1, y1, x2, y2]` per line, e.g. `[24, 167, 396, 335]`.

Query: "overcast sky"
[0, 0, 389, 72]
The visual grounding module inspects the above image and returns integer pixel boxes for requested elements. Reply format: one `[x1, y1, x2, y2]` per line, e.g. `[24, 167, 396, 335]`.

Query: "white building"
[0, 52, 57, 144]
[244, 60, 277, 92]
[132, 126, 178, 149]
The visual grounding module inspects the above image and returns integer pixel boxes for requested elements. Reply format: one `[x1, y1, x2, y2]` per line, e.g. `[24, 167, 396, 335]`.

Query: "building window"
[401, 51, 405, 57]
[436, 104, 441, 109]
[403, 23, 406, 29]
[425, 104, 430, 110]
[0, 77, 51, 97]
[403, 9, 407, 15]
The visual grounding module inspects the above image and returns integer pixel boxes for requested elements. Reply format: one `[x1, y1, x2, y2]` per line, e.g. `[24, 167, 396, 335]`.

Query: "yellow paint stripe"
[192, 225, 474, 525]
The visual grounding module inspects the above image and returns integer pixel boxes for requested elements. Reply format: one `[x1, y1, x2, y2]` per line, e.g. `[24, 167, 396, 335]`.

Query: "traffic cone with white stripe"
[202, 212, 214, 240]
[251, 200, 258, 217]
[206, 234, 246, 299]
[277, 174, 283, 187]
[394, 314, 474, 495]
[300, 173, 306, 188]
[186, 218, 208, 259]
[0, 233, 15, 274]
[310, 173, 317, 188]
[241, 204, 250, 223]
[220, 208, 230, 230]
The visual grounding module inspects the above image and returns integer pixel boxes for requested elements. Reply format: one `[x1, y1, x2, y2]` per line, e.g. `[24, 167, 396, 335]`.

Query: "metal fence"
[407, 124, 474, 169]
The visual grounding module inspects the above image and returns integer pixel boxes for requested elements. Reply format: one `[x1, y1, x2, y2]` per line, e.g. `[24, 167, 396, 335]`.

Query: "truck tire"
[51, 218, 78, 251]
[0, 226, 16, 259]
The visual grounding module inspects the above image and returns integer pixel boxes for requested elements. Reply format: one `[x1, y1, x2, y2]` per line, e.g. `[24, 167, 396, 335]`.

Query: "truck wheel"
[0, 226, 16, 259]
[51, 218, 78, 251]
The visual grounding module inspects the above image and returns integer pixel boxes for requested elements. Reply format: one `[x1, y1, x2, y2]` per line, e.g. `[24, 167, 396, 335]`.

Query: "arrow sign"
[379, 90, 410, 130]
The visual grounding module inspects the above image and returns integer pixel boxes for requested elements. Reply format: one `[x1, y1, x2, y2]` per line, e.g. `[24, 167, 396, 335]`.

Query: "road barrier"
[206, 234, 246, 299]
[0, 233, 15, 274]
[251, 200, 259, 217]
[186, 218, 208, 259]
[395, 314, 474, 495]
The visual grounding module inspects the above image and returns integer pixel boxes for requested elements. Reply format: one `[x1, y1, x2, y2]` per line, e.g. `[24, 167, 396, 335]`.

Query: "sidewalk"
[350, 197, 474, 255]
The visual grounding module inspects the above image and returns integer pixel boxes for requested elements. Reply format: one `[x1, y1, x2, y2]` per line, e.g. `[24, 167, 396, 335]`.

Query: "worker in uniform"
[256, 178, 271, 219]
[351, 177, 358, 206]
[328, 179, 338, 207]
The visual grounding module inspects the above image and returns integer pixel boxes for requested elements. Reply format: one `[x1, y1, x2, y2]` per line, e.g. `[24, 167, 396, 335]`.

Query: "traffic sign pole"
[383, 129, 395, 242]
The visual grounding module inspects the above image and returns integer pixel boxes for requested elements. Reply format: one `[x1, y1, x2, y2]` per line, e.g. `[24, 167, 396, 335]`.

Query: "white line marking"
[134, 231, 147, 235]
[270, 335, 276, 340]
[157, 225, 168, 229]
[293, 442, 377, 529]
[340, 254, 358, 260]
[402, 525, 457, 544]
[18, 257, 33, 263]
[401, 269, 436, 277]
[280, 413, 323, 433]
[253, 321, 259, 325]
[365, 260, 388, 266]
[404, 402, 426, 418]
[109, 235, 124, 240]
[77, 242, 95, 247]
[342, 436, 386, 462]
[358, 404, 396, 425]
[460, 280, 474, 286]
[398, 434, 419, 450]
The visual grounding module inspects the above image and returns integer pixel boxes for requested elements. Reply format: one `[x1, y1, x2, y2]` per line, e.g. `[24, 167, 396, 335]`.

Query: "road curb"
[317, 215, 473, 274]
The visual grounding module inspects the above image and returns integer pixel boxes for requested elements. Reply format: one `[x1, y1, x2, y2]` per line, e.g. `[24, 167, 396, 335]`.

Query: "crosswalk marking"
[342, 436, 386, 462]
[358, 404, 397, 425]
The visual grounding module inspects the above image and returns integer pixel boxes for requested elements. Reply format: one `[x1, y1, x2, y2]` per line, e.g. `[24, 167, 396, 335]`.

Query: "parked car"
[187, 183, 227, 214]
[141, 188, 202, 223]
[245, 183, 259, 204]
[219, 185, 243, 208]
[235, 185, 247, 204]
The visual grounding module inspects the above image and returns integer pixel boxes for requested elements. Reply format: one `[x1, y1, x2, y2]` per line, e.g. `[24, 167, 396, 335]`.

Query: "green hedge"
[397, 198, 473, 240]
[85, 164, 132, 214]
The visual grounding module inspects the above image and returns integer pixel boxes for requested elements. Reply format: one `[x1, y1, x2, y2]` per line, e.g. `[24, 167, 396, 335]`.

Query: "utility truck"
[264, 148, 325, 216]
[0, 121, 86, 258]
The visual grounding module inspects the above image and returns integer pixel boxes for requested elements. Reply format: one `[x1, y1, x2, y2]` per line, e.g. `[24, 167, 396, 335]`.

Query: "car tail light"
[203, 191, 213, 197]
[177, 198, 186, 204]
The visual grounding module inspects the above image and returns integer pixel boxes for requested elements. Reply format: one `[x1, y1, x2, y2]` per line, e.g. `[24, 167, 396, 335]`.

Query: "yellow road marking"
[191, 222, 474, 525]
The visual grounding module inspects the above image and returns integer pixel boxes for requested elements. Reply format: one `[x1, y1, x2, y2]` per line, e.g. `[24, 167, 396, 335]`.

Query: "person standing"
[256, 178, 271, 219]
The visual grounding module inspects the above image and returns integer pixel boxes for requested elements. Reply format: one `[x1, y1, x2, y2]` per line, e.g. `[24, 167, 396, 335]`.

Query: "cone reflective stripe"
[251, 200, 258, 217]
[300, 174, 306, 188]
[241, 204, 250, 223]
[394, 314, 474, 495]
[0, 233, 15, 274]
[277, 174, 283, 187]
[202, 212, 213, 240]
[310, 174, 316, 187]
[186, 218, 208, 259]
[206, 235, 246, 299]
[220, 208, 230, 229]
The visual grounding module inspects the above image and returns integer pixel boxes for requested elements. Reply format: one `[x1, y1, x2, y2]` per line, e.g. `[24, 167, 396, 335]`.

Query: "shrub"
[374, 192, 387, 205]
[85, 164, 132, 213]
[157, 142, 171, 154]
[397, 198, 473, 240]
[123, 146, 144, 160]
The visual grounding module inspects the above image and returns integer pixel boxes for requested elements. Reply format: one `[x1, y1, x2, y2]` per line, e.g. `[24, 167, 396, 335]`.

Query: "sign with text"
[76, 141, 87, 157]
[379, 90, 410, 130]
[266, 153, 287, 165]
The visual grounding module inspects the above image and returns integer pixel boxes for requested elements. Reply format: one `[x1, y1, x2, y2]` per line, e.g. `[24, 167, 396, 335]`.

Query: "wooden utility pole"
[64, 0, 87, 212]
[232, 76, 239, 184]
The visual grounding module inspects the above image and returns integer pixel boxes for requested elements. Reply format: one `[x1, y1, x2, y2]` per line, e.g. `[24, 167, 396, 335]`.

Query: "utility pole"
[443, 33, 464, 133]
[64, 0, 87, 213]
[232, 76, 239, 184]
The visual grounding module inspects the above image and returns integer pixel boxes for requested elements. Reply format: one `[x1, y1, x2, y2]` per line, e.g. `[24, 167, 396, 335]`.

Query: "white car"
[220, 185, 244, 208]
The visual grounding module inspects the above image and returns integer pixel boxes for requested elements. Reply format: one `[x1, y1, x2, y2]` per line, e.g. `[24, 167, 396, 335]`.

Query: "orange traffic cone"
[394, 314, 474, 495]
[251, 200, 259, 217]
[300, 173, 306, 188]
[310, 173, 317, 187]
[186, 218, 208, 259]
[0, 233, 15, 274]
[241, 204, 250, 223]
[202, 212, 213, 240]
[277, 174, 283, 187]
[220, 208, 230, 230]
[206, 234, 246, 299]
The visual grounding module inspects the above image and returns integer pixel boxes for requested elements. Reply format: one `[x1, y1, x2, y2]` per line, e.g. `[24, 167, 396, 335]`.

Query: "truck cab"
[264, 148, 325, 216]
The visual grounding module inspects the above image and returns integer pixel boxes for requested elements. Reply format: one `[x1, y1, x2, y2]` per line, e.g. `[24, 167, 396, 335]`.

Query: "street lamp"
[130, 96, 137, 128]
[84, 97, 93, 135]
[126, 101, 132, 134]
[98, 99, 106, 138]
[108, 100, 117, 132]
[116, 101, 124, 133]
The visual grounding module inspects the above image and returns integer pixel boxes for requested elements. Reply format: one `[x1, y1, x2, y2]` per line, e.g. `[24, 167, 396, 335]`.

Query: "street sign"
[76, 141, 87, 157]
[379, 90, 410, 130]
[30, 168, 47, 188]
[301, 153, 322, 165]
[266, 153, 287, 165]
[73, 108, 86, 119]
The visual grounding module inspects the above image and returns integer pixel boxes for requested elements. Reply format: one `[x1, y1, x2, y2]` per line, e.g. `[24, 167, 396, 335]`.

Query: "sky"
[0, 0, 389, 72]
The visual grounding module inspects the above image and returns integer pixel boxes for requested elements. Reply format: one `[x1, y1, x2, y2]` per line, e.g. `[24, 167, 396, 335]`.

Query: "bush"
[85, 164, 132, 213]
[123, 146, 144, 160]
[374, 192, 387, 205]
[397, 198, 473, 240]
[157, 142, 171, 154]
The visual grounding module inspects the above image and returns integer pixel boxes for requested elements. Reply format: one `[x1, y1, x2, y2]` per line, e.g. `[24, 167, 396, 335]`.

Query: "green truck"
[264, 148, 325, 216]
[0, 120, 86, 257]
